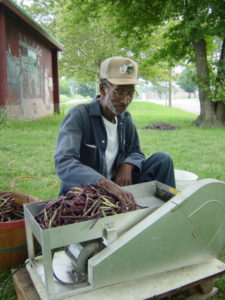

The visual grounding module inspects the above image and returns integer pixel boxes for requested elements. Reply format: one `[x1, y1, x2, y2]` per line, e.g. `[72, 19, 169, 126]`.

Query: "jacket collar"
[89, 96, 102, 116]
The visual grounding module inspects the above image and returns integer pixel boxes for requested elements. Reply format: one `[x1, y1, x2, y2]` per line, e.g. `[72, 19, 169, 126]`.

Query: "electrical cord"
[0, 249, 84, 294]
[0, 250, 42, 295]
[0, 260, 29, 295]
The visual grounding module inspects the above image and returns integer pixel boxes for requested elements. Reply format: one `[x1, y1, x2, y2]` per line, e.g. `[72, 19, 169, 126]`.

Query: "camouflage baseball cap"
[100, 56, 143, 85]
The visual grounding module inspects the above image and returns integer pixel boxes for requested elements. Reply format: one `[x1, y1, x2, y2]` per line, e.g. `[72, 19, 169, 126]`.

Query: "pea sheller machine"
[24, 179, 225, 300]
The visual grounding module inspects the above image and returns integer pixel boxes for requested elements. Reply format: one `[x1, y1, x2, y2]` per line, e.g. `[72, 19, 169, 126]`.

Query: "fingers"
[115, 177, 131, 187]
[117, 190, 136, 211]
[98, 178, 136, 210]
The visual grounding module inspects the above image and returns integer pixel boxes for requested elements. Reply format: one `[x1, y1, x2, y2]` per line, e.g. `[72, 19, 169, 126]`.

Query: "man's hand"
[98, 177, 136, 210]
[114, 163, 135, 187]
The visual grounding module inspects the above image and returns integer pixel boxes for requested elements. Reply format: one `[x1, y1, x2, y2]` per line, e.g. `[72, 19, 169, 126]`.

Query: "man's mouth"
[115, 105, 126, 110]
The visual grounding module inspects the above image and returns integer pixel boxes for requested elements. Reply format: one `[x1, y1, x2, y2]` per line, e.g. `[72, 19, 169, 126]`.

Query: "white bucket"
[175, 169, 198, 191]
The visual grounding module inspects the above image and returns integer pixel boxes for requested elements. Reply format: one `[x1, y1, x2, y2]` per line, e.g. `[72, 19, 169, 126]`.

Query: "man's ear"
[99, 83, 107, 96]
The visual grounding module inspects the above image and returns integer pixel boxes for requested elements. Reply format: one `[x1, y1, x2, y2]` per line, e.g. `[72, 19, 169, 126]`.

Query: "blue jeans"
[132, 152, 176, 188]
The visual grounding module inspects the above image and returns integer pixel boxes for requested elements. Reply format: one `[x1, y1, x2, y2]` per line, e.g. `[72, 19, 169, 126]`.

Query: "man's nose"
[120, 95, 131, 105]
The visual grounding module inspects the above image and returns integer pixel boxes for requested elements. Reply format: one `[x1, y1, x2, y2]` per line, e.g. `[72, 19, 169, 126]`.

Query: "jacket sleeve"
[121, 112, 145, 172]
[54, 106, 104, 187]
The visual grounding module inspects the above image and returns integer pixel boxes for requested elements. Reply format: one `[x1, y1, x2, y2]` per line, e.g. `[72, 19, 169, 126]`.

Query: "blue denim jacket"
[54, 97, 145, 195]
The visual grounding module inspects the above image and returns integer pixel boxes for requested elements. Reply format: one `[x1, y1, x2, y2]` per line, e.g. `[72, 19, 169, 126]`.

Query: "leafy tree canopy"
[177, 67, 197, 95]
[75, 0, 225, 126]
[20, 0, 127, 82]
[59, 78, 71, 96]
[76, 82, 96, 98]
[18, 0, 225, 126]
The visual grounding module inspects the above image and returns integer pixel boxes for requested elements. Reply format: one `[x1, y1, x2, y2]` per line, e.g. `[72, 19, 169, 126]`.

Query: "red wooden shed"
[0, 0, 63, 119]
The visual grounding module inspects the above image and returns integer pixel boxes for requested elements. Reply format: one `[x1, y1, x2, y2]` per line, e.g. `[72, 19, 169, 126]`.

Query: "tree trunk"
[215, 39, 225, 124]
[192, 39, 225, 126]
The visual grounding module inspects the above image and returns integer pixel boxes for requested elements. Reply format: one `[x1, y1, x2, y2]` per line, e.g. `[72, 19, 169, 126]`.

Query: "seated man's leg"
[59, 182, 72, 196]
[132, 152, 176, 188]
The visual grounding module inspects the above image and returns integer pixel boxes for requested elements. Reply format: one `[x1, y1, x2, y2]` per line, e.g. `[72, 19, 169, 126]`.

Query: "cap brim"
[107, 78, 144, 85]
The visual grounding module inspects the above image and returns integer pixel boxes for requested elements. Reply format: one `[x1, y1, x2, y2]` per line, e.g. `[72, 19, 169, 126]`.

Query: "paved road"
[145, 98, 200, 115]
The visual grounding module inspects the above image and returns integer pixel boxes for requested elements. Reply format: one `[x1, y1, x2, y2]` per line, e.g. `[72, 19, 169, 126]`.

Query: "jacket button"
[102, 140, 105, 143]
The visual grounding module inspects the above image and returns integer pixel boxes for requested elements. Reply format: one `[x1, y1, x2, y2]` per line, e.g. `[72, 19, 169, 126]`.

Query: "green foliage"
[103, 0, 225, 43]
[177, 68, 197, 95]
[149, 83, 168, 99]
[76, 82, 96, 98]
[59, 94, 70, 102]
[60, 0, 225, 118]
[100, 0, 225, 125]
[0, 108, 9, 126]
[17, 0, 179, 85]
[19, 0, 59, 33]
[11, 1, 225, 108]
[18, 0, 126, 82]
[0, 269, 17, 300]
[53, 1, 126, 82]
[59, 78, 71, 96]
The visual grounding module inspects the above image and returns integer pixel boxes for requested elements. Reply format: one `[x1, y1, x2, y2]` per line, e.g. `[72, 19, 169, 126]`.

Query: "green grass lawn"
[0, 100, 225, 300]
[129, 101, 225, 182]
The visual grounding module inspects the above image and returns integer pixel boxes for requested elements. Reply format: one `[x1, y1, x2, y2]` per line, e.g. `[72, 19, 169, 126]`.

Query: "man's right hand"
[98, 178, 136, 210]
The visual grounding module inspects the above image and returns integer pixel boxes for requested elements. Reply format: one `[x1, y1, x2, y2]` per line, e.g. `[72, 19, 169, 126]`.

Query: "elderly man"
[54, 56, 175, 208]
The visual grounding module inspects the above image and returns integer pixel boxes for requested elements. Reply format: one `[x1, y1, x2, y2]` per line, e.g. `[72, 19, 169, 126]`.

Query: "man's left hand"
[114, 163, 135, 186]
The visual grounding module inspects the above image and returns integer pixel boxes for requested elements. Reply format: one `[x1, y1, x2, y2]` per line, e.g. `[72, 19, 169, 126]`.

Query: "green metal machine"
[24, 179, 225, 300]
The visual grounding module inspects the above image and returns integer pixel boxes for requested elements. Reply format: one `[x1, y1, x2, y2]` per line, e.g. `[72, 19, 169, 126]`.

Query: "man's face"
[104, 83, 135, 115]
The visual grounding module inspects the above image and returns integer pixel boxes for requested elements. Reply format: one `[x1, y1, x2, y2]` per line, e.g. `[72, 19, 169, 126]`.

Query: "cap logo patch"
[120, 64, 134, 75]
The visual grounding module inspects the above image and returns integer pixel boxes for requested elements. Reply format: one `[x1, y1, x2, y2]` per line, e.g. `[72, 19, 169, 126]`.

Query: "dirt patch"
[142, 122, 180, 130]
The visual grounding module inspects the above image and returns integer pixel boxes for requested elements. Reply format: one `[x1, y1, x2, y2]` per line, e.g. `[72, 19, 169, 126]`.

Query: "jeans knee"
[152, 152, 173, 165]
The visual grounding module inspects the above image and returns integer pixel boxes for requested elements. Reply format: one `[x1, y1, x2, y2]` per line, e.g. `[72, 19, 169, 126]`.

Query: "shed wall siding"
[0, 6, 7, 107]
[5, 15, 54, 119]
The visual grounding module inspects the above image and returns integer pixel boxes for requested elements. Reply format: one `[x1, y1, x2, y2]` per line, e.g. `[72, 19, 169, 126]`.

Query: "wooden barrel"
[0, 191, 41, 269]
